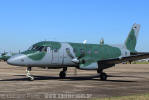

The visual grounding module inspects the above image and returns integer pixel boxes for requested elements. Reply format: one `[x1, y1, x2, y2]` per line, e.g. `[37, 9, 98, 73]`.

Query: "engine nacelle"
[98, 62, 115, 70]
[79, 62, 98, 70]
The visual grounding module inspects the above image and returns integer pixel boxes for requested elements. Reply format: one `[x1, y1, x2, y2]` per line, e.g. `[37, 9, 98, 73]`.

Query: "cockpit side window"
[41, 46, 48, 52]
[28, 45, 49, 52]
[36, 46, 44, 51]
[28, 46, 33, 50]
[31, 46, 41, 51]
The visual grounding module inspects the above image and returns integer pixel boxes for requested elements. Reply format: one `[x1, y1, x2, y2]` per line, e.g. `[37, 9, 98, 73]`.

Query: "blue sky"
[0, 0, 149, 52]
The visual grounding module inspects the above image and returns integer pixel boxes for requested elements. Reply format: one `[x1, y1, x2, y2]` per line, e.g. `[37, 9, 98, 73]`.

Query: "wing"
[74, 52, 149, 70]
[98, 52, 149, 65]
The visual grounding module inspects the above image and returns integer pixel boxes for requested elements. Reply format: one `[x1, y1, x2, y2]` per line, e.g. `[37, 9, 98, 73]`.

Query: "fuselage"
[7, 41, 130, 70]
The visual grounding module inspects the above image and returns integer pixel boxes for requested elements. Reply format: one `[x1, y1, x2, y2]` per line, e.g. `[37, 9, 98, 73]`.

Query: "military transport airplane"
[7, 23, 149, 81]
[0, 51, 19, 61]
[0, 52, 13, 61]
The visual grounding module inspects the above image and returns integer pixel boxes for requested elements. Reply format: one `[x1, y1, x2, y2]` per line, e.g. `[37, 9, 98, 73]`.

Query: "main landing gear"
[97, 69, 108, 81]
[59, 67, 67, 79]
[26, 67, 34, 81]
[25, 67, 68, 81]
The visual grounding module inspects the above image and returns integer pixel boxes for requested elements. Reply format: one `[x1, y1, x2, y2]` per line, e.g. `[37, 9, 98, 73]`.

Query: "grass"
[92, 93, 149, 100]
[132, 62, 149, 64]
[123, 61, 149, 64]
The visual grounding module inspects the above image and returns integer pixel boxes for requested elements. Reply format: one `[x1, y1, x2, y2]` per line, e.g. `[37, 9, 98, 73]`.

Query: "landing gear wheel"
[97, 69, 103, 74]
[100, 73, 107, 81]
[59, 71, 66, 79]
[26, 67, 34, 81]
[28, 75, 35, 81]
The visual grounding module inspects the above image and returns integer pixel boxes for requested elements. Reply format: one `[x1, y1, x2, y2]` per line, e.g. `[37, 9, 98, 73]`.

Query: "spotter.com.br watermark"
[0, 93, 92, 99]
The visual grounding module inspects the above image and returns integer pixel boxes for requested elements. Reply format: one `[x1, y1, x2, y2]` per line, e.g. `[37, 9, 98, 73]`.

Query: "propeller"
[66, 48, 86, 76]
[66, 48, 85, 64]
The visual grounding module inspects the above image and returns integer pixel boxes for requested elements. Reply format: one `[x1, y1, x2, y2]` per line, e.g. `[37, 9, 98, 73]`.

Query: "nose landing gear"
[59, 67, 67, 79]
[26, 67, 34, 81]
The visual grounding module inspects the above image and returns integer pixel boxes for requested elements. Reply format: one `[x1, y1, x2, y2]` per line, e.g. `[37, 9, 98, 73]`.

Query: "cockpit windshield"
[28, 45, 48, 52]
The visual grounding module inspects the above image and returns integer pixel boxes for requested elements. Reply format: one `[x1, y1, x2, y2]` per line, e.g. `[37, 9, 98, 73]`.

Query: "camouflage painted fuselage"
[7, 41, 130, 70]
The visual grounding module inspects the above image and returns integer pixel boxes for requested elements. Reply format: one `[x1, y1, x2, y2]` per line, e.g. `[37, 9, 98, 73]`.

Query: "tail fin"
[125, 23, 140, 52]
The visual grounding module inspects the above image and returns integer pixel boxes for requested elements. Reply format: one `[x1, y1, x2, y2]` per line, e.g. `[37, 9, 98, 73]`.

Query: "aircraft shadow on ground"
[0, 74, 137, 82]
[108, 75, 146, 79]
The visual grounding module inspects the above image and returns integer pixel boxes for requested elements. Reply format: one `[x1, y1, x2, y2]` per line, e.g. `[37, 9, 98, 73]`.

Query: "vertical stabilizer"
[125, 23, 140, 52]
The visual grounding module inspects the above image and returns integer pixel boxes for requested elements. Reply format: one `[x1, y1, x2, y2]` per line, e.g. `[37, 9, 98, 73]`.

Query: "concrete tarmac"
[0, 62, 149, 100]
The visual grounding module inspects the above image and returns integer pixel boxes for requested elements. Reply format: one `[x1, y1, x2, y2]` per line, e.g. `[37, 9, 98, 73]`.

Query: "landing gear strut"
[97, 69, 108, 81]
[26, 67, 34, 81]
[59, 67, 67, 79]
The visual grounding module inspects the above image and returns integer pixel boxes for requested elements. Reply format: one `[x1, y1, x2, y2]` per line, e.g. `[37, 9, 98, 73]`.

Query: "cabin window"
[54, 48, 58, 52]
[66, 48, 71, 54]
[88, 50, 91, 54]
[80, 49, 85, 54]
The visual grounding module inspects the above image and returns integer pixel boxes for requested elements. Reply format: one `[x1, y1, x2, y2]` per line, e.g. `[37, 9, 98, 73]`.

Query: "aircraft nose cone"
[7, 54, 26, 66]
[7, 58, 16, 65]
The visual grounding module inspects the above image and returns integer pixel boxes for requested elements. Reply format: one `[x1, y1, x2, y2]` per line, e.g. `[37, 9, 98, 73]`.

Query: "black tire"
[97, 69, 103, 73]
[97, 70, 100, 73]
[100, 73, 107, 81]
[59, 71, 66, 79]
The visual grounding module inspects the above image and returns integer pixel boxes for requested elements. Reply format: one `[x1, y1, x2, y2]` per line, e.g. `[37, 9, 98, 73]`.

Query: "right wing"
[98, 52, 149, 65]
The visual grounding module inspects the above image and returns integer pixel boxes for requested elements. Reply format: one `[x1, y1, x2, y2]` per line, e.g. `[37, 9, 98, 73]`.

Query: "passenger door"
[51, 47, 64, 65]
[52, 48, 59, 65]
[63, 47, 75, 65]
[46, 47, 52, 64]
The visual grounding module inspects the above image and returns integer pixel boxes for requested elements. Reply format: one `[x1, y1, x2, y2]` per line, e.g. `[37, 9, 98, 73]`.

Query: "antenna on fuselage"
[83, 40, 87, 44]
[100, 38, 104, 45]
